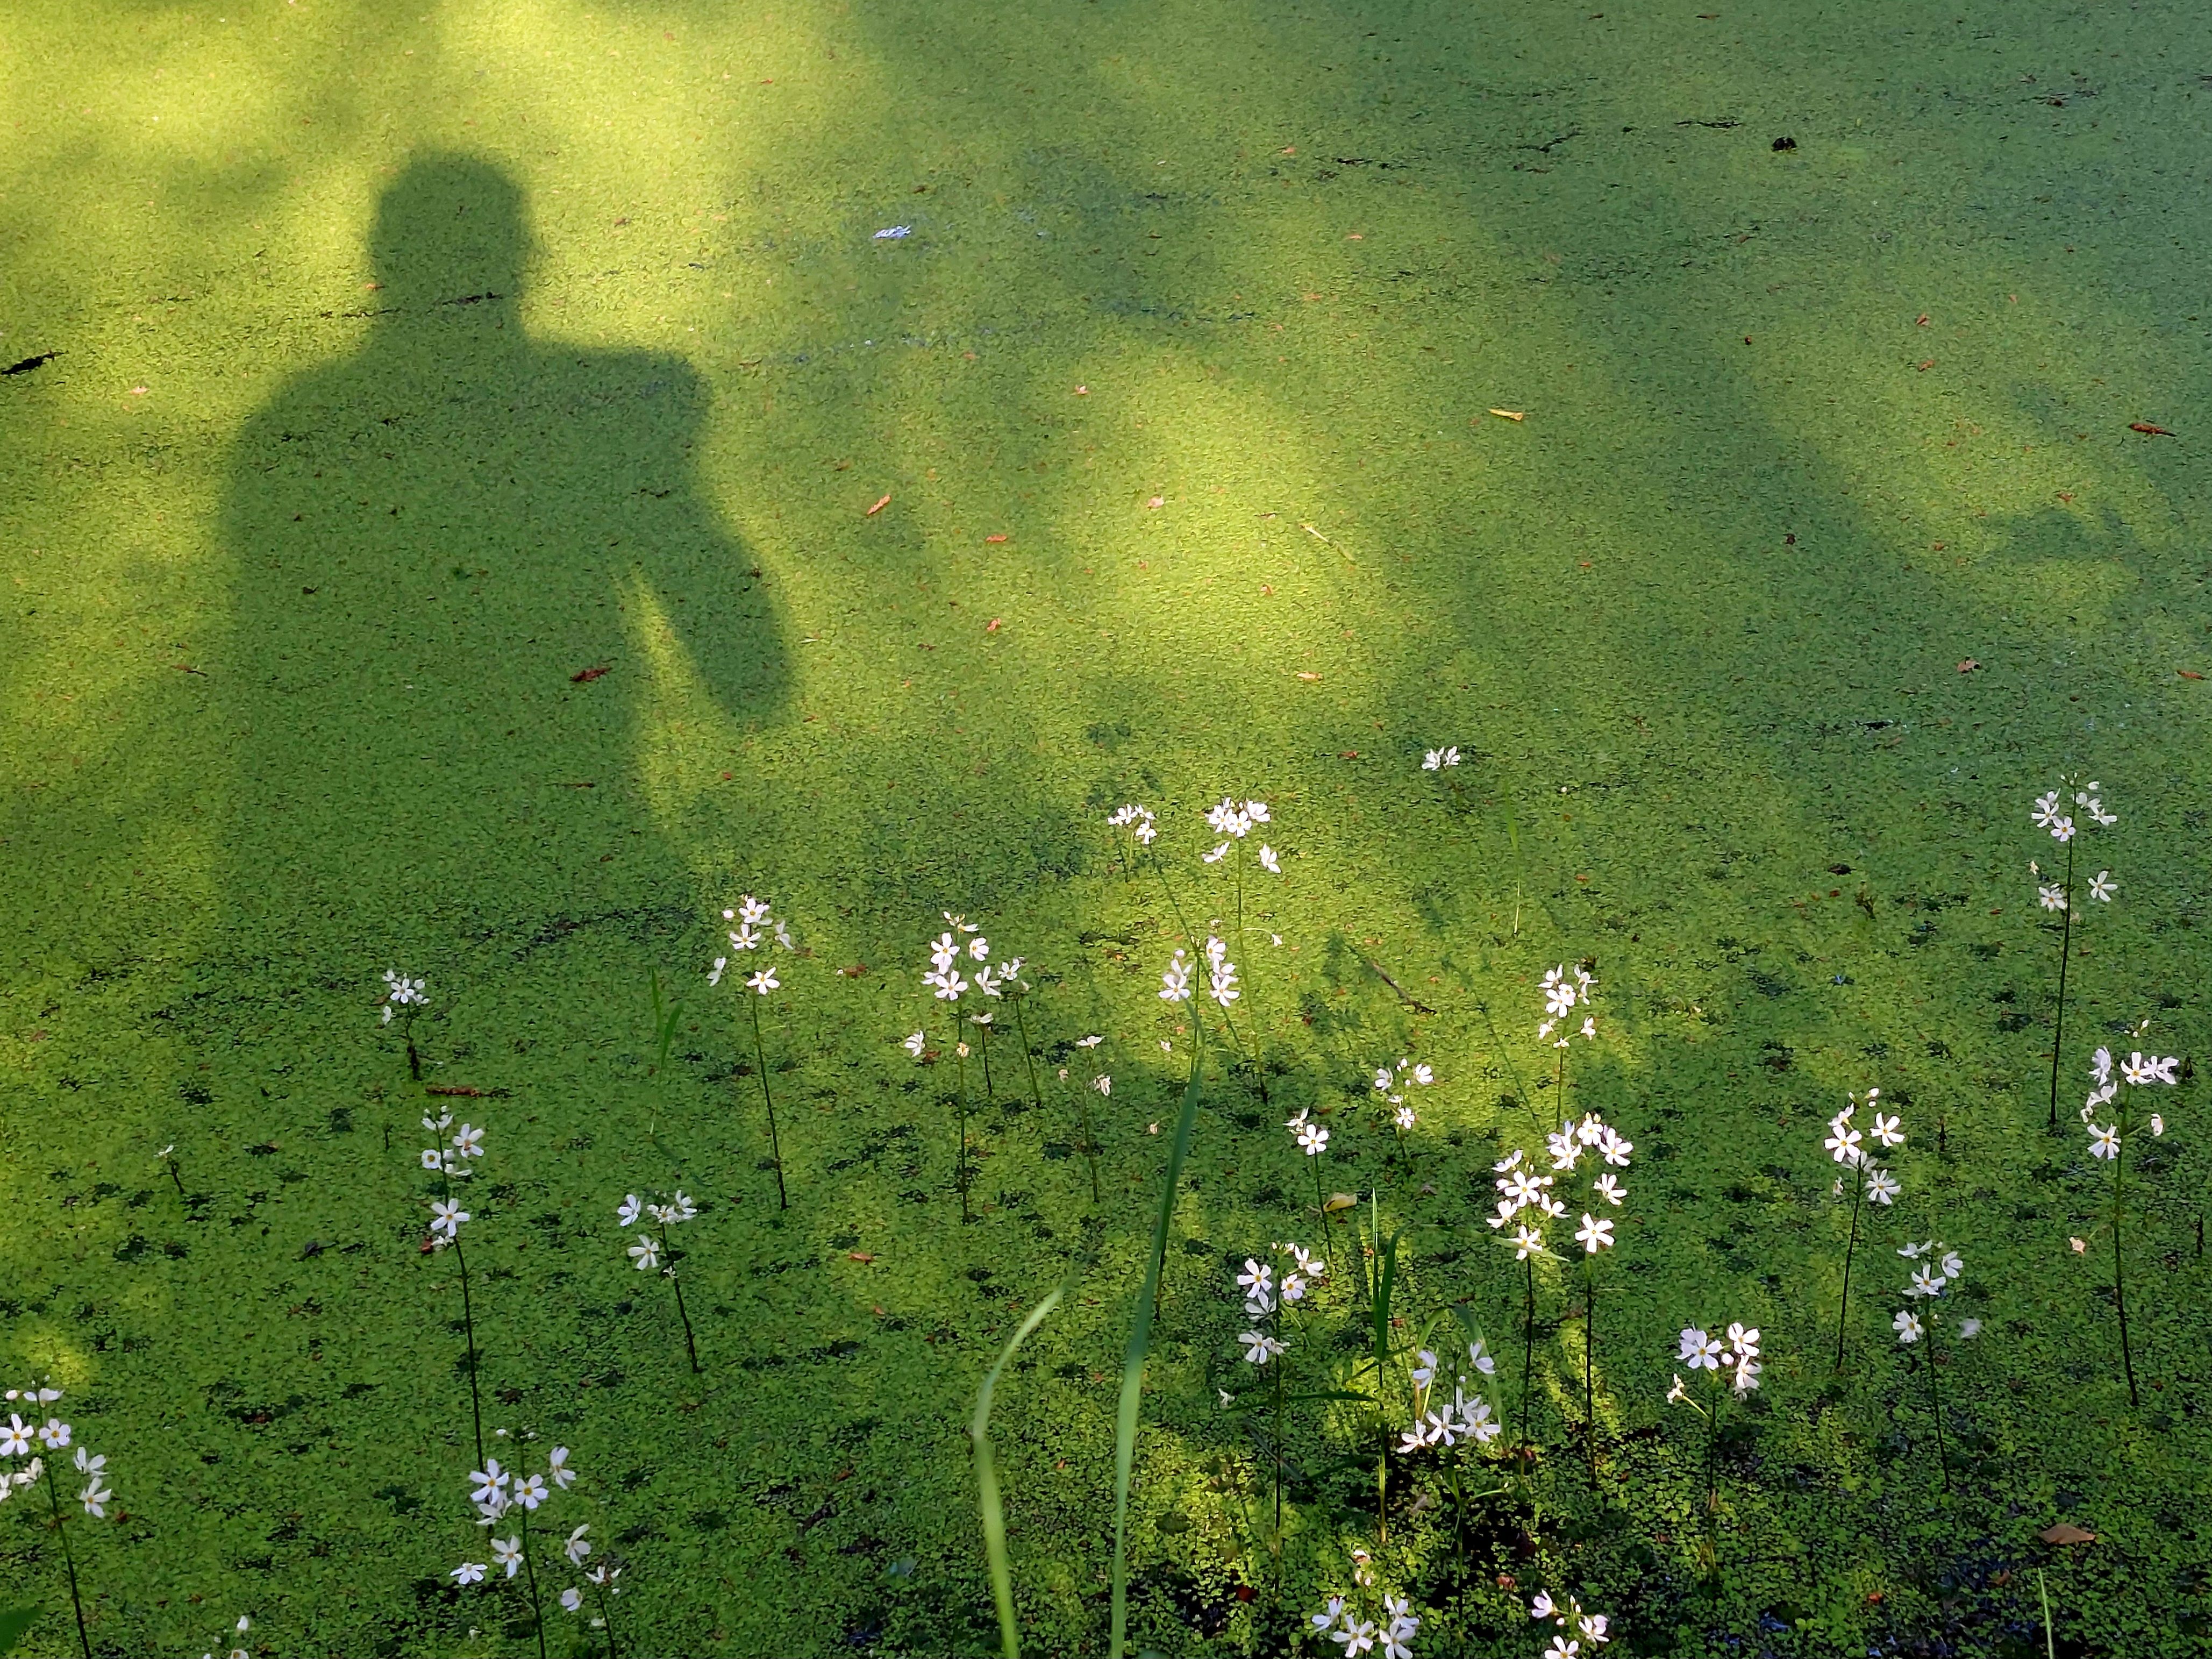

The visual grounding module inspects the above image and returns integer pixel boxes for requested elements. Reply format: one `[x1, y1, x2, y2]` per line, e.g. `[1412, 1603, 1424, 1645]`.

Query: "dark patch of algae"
[1, 0, 2208, 1652]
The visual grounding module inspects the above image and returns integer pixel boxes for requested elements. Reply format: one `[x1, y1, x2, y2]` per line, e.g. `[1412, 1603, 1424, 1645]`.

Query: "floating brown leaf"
[2038, 1522, 2096, 1546]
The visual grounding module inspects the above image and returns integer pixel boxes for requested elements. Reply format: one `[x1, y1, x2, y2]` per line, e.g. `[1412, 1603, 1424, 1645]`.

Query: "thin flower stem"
[453, 1235, 486, 1472]
[595, 1573, 621, 1659]
[747, 994, 787, 1211]
[166, 1153, 186, 1202]
[405, 1006, 423, 1084]
[952, 1013, 973, 1223]
[2114, 1126, 2139, 1408]
[660, 1221, 701, 1373]
[2046, 835, 2077, 1131]
[977, 1018, 995, 1101]
[1521, 1255, 1537, 1469]
[518, 1468, 548, 1659]
[1835, 1175, 1865, 1371]
[41, 1456, 91, 1659]
[1925, 1338, 1949, 1492]
[1584, 1266, 1597, 1488]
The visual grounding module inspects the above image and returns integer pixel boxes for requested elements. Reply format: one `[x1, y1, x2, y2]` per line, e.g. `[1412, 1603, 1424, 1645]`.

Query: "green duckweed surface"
[3, 1, 2211, 1653]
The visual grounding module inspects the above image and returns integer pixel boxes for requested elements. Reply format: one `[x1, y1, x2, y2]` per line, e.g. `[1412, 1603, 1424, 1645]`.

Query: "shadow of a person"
[218, 155, 784, 964]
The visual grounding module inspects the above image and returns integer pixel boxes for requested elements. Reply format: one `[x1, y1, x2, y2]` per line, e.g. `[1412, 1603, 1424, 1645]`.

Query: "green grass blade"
[1109, 1031, 1206, 1659]
[971, 1286, 1065, 1659]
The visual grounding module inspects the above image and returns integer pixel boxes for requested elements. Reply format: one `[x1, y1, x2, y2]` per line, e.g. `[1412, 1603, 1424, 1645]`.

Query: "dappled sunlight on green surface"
[3, 0, 2210, 1651]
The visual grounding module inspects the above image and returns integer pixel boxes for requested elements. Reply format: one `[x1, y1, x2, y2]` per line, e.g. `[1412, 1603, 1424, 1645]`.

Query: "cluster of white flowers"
[1203, 935, 1240, 1006]
[1285, 1106, 1329, 1157]
[453, 1447, 617, 1615]
[1893, 1242, 1970, 1342]
[1421, 745, 1460, 771]
[1107, 803, 1158, 845]
[422, 1114, 486, 1245]
[1538, 964, 1597, 1048]
[617, 1190, 697, 1273]
[1486, 1147, 1564, 1258]
[2031, 782, 2116, 844]
[1530, 1591, 1611, 1656]
[1398, 1340, 1501, 1452]
[922, 914, 982, 1002]
[1310, 1586, 1420, 1658]
[1671, 1322, 1760, 1399]
[1235, 1244, 1324, 1366]
[379, 968, 426, 1024]
[0, 1386, 111, 1518]
[419, 1110, 485, 1181]
[2083, 1043, 2178, 1158]
[1824, 1088, 1903, 1205]
[1373, 1057, 1435, 1130]
[1201, 796, 1274, 868]
[709, 894, 794, 993]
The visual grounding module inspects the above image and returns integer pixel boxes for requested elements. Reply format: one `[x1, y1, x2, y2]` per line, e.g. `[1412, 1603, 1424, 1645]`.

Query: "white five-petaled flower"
[561, 1587, 584, 1613]
[1575, 1214, 1614, 1254]
[627, 1234, 661, 1271]
[452, 1561, 487, 1585]
[563, 1522, 592, 1566]
[547, 1446, 575, 1490]
[1205, 937, 1240, 1006]
[2039, 883, 2067, 913]
[1678, 1328, 1722, 1370]
[1512, 1224, 1545, 1260]
[2088, 1123, 2121, 1160]
[2030, 791, 2064, 831]
[1160, 950, 1193, 1003]
[2122, 1050, 2180, 1087]
[2090, 1046, 2114, 1087]
[1894, 1309, 1923, 1344]
[429, 1198, 468, 1240]
[2088, 870, 2115, 902]
[746, 966, 779, 995]
[490, 1535, 523, 1578]
[511, 1473, 548, 1511]
[616, 1194, 643, 1228]
[706, 957, 727, 987]
[1257, 844, 1281, 873]
[0, 1417, 29, 1458]
[1865, 1169, 1900, 1205]
[1295, 1121, 1329, 1156]
[1592, 1173, 1625, 1206]
[1239, 1330, 1285, 1365]
[1869, 1113, 1903, 1148]
[382, 969, 427, 1006]
[902, 1031, 926, 1058]
[469, 1458, 509, 1505]
[1823, 1120, 1864, 1164]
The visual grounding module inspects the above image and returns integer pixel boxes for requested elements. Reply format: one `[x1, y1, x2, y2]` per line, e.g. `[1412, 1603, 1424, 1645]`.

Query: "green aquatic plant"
[969, 1286, 1064, 1659]
[453, 1437, 585, 1659]
[0, 1384, 109, 1659]
[380, 967, 429, 1083]
[1668, 1320, 1761, 1542]
[645, 965, 685, 1136]
[1555, 1110, 1632, 1481]
[921, 915, 984, 1222]
[617, 1190, 702, 1373]
[712, 895, 798, 1209]
[2030, 779, 2116, 1131]
[420, 1110, 489, 1469]
[2082, 1031, 2179, 1407]
[1821, 1087, 1904, 1369]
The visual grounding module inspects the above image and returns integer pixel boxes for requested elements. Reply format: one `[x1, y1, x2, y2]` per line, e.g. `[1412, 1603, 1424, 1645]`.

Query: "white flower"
[1239, 1330, 1285, 1365]
[1512, 1224, 1545, 1260]
[1312, 1596, 1347, 1634]
[382, 969, 427, 1006]
[1726, 1322, 1760, 1361]
[2151, 1114, 2165, 1137]
[668, 1190, 697, 1222]
[560, 1523, 591, 1567]
[1258, 844, 1281, 873]
[2030, 791, 2064, 830]
[1160, 950, 1193, 1002]
[1870, 1113, 1903, 1148]
[1575, 1214, 1614, 1253]
[2088, 1123, 2121, 1161]
[2123, 1051, 2180, 1086]
[2038, 883, 2068, 912]
[1580, 1612, 1610, 1644]
[1865, 1169, 1900, 1205]
[1908, 1266, 1946, 1299]
[1423, 746, 1460, 770]
[1092, 1074, 1112, 1097]
[1237, 1259, 1274, 1296]
[1468, 1338, 1497, 1376]
[1531, 1592, 1557, 1619]
[746, 966, 779, 995]
[707, 957, 727, 987]
[1598, 1127, 1632, 1166]
[731, 923, 763, 952]
[547, 1446, 575, 1490]
[77, 1473, 111, 1517]
[616, 1194, 642, 1228]
[511, 1473, 547, 1510]
[2051, 816, 2076, 842]
[1495, 1149, 1524, 1174]
[1132, 811, 1158, 845]
[1731, 1356, 1762, 1395]
[1543, 972, 1579, 1019]
[1374, 1067, 1395, 1092]
[1960, 1318, 1983, 1338]
[1678, 1328, 1721, 1370]
[449, 1123, 484, 1159]
[1544, 1638, 1581, 1659]
[2088, 871, 2115, 902]
[0, 1417, 28, 1459]
[491, 1536, 523, 1578]
[429, 1199, 469, 1239]
[1823, 1121, 1864, 1164]
[561, 1587, 584, 1613]
[1894, 1310, 1923, 1344]
[469, 1459, 509, 1505]
[1546, 1127, 1582, 1172]
[627, 1234, 661, 1271]
[1394, 1104, 1417, 1131]
[421, 1148, 447, 1172]
[452, 1561, 487, 1585]
[1591, 1173, 1625, 1206]
[1295, 1121, 1329, 1156]
[1334, 1618, 1380, 1656]
[1580, 1015, 1596, 1039]
[901, 1031, 926, 1060]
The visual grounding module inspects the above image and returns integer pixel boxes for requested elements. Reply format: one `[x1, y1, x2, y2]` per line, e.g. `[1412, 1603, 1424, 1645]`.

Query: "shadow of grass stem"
[659, 1221, 701, 1373]
[745, 993, 787, 1211]
[39, 1446, 91, 1659]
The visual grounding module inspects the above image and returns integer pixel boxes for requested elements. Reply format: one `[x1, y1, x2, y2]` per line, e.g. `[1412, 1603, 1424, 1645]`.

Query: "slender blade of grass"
[1109, 1032, 1205, 1659]
[971, 1285, 1066, 1659]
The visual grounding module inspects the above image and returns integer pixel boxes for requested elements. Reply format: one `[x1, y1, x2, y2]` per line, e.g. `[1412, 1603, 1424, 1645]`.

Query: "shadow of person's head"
[369, 153, 529, 311]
